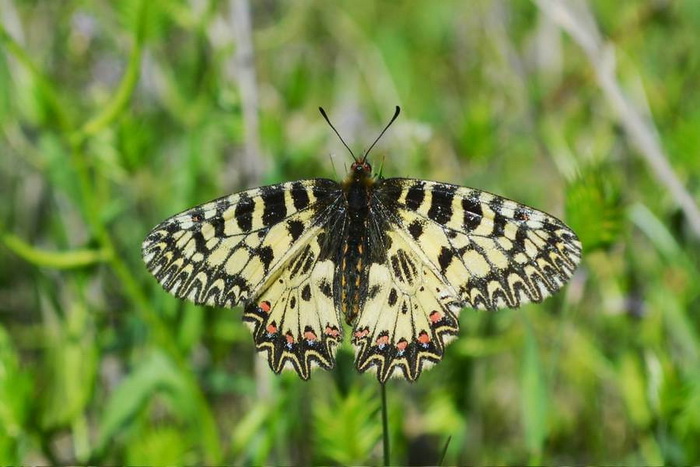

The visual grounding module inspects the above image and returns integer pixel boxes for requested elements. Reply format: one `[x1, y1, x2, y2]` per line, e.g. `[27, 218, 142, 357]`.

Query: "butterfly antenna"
[362, 106, 401, 162]
[319, 107, 357, 162]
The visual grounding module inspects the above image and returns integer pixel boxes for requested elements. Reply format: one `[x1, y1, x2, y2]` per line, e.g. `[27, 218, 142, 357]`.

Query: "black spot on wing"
[287, 219, 305, 241]
[488, 198, 506, 236]
[235, 194, 254, 231]
[319, 279, 333, 298]
[290, 245, 313, 278]
[211, 215, 226, 238]
[390, 249, 418, 286]
[462, 197, 482, 231]
[388, 288, 398, 306]
[301, 284, 312, 301]
[257, 245, 274, 272]
[427, 186, 455, 225]
[405, 183, 425, 210]
[407, 220, 424, 240]
[514, 207, 529, 222]
[291, 182, 311, 210]
[398, 249, 417, 282]
[514, 226, 528, 251]
[261, 188, 287, 226]
[489, 196, 504, 213]
[437, 246, 454, 273]
[492, 213, 507, 237]
[390, 255, 402, 279]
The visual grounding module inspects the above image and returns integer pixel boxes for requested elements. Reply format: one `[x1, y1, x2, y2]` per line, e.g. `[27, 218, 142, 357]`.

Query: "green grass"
[2, 0, 700, 464]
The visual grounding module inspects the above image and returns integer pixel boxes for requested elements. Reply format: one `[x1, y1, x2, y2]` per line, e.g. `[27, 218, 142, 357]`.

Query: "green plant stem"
[439, 435, 452, 466]
[73, 30, 143, 144]
[0, 25, 73, 132]
[1, 233, 109, 269]
[381, 382, 390, 466]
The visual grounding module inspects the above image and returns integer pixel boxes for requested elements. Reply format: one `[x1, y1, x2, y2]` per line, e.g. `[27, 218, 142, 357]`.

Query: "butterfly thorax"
[339, 160, 375, 324]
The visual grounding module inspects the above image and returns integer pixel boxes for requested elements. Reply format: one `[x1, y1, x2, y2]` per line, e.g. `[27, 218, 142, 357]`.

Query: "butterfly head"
[319, 106, 400, 184]
[350, 159, 373, 181]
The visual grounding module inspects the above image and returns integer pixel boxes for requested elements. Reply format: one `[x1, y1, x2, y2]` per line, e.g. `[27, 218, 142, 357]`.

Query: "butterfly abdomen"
[339, 179, 374, 325]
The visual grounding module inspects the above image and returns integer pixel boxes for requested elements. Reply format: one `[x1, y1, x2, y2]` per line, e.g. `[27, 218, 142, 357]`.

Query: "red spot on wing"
[375, 334, 389, 346]
[417, 331, 430, 345]
[285, 332, 295, 345]
[266, 323, 278, 334]
[259, 301, 272, 313]
[304, 330, 318, 341]
[325, 325, 340, 338]
[396, 339, 408, 351]
[429, 310, 442, 324]
[354, 328, 369, 339]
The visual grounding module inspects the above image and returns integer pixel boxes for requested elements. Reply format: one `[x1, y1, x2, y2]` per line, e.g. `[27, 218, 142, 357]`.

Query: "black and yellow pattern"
[143, 150, 581, 383]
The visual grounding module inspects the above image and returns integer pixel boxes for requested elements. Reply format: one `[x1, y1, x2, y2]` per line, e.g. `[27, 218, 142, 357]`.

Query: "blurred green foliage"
[2, 0, 700, 464]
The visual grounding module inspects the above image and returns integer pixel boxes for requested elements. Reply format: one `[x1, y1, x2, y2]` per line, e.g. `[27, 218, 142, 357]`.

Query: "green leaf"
[126, 426, 193, 465]
[566, 165, 624, 251]
[314, 384, 382, 465]
[0, 326, 31, 464]
[618, 352, 652, 428]
[40, 300, 98, 431]
[95, 351, 195, 456]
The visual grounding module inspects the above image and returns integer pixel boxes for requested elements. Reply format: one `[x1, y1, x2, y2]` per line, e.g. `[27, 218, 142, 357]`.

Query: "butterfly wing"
[352, 178, 581, 382]
[352, 227, 463, 382]
[241, 240, 342, 379]
[142, 179, 344, 378]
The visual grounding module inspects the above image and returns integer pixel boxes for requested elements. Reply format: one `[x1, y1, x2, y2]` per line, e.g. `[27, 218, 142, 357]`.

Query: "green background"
[2, 0, 700, 464]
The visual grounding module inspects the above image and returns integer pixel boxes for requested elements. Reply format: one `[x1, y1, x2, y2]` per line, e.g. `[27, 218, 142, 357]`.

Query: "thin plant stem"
[381, 382, 390, 466]
[439, 435, 452, 466]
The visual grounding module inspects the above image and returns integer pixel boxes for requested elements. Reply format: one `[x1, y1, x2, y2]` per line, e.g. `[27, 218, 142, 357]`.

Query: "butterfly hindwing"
[242, 246, 342, 379]
[353, 228, 462, 382]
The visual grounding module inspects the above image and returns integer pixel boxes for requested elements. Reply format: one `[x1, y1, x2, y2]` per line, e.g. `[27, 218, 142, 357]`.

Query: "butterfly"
[142, 107, 581, 383]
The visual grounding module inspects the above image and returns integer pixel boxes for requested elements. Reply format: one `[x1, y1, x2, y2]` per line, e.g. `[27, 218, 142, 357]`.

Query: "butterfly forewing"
[142, 179, 339, 307]
[374, 178, 581, 310]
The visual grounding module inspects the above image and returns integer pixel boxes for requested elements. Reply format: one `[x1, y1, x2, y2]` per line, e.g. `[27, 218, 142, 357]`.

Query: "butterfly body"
[339, 160, 377, 324]
[142, 115, 581, 383]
